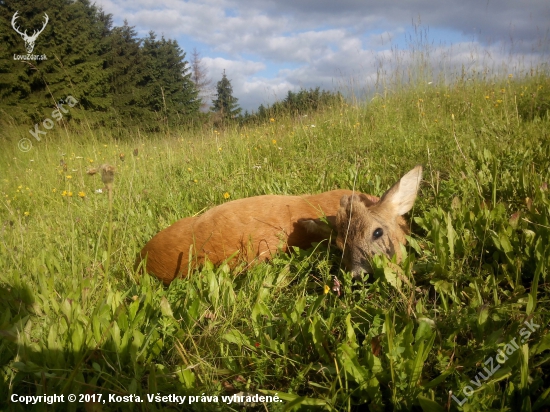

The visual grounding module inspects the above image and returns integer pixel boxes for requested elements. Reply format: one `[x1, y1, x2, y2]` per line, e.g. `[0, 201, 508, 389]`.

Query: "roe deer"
[138, 166, 422, 284]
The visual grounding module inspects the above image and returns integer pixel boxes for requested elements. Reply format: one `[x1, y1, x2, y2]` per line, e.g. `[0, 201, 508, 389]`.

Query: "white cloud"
[96, 0, 550, 110]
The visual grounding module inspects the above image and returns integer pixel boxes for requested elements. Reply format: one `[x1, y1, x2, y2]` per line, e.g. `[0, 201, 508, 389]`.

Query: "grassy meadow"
[1, 60, 550, 411]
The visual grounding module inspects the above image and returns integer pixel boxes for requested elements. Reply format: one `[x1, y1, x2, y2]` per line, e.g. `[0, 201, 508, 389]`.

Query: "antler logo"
[11, 11, 49, 54]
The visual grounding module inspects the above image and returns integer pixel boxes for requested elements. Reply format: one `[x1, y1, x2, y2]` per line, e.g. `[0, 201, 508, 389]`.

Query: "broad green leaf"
[478, 307, 490, 326]
[71, 323, 84, 353]
[160, 296, 174, 318]
[223, 329, 250, 349]
[531, 333, 550, 355]
[418, 395, 445, 412]
[309, 315, 330, 362]
[345, 313, 358, 349]
[422, 371, 452, 389]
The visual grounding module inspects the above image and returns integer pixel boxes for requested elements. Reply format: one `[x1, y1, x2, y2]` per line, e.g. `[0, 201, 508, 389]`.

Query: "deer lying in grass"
[138, 166, 422, 284]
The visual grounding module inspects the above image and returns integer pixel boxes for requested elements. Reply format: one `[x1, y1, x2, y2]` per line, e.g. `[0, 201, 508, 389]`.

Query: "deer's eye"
[373, 228, 384, 239]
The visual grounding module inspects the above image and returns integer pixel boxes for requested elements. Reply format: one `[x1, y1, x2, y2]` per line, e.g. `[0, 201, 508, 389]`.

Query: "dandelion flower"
[223, 192, 230, 199]
[67, 191, 73, 197]
[24, 211, 30, 216]
[61, 190, 67, 196]
[272, 139, 277, 145]
[78, 191, 86, 198]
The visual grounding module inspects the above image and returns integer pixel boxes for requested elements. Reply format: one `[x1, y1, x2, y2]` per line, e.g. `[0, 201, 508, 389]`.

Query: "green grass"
[1, 63, 550, 411]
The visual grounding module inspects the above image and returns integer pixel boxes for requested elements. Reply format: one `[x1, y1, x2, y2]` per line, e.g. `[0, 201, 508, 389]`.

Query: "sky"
[95, 0, 550, 111]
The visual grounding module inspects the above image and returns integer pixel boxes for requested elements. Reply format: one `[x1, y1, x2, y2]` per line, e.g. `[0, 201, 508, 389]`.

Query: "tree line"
[0, 0, 342, 132]
[0, 0, 202, 130]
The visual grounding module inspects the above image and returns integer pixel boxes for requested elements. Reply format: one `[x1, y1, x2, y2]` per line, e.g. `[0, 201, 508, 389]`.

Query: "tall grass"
[1, 38, 549, 411]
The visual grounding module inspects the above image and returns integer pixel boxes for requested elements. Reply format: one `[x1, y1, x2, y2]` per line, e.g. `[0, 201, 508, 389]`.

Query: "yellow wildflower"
[324, 285, 330, 294]
[66, 175, 72, 179]
[24, 211, 30, 216]
[269, 118, 275, 122]
[78, 191, 86, 198]
[223, 192, 230, 199]
[272, 139, 277, 145]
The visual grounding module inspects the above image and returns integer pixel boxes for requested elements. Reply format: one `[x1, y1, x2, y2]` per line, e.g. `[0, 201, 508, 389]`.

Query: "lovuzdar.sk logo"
[11, 11, 49, 61]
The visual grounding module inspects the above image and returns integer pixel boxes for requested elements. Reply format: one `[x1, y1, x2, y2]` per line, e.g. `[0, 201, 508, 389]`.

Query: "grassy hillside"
[1, 67, 549, 411]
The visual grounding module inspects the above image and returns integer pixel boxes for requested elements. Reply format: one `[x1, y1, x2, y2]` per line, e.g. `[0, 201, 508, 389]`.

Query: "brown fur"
[138, 166, 422, 284]
[139, 189, 376, 284]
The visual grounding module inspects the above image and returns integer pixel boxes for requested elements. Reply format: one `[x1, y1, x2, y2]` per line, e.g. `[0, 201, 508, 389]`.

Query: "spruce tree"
[0, 0, 112, 122]
[0, 1, 200, 128]
[211, 70, 241, 119]
[139, 32, 200, 127]
[104, 20, 144, 124]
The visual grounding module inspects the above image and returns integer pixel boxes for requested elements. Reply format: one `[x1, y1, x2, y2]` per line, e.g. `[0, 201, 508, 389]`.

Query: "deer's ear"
[378, 165, 422, 216]
[298, 216, 336, 239]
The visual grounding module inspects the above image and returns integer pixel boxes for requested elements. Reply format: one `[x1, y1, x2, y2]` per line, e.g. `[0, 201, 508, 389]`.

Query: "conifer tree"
[0, 0, 112, 121]
[139, 32, 200, 126]
[104, 20, 144, 123]
[0, 0, 200, 128]
[211, 70, 241, 119]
